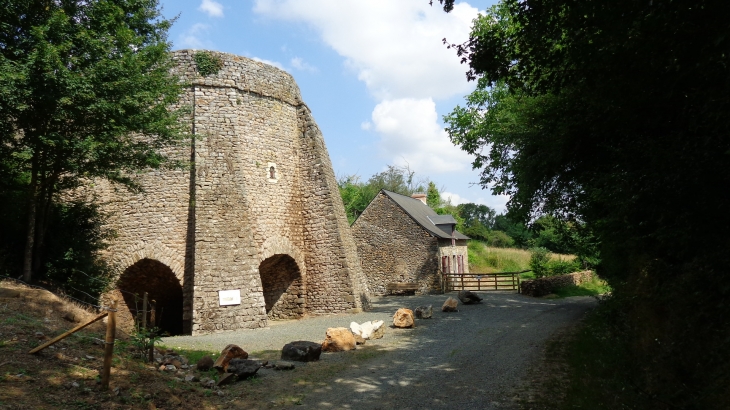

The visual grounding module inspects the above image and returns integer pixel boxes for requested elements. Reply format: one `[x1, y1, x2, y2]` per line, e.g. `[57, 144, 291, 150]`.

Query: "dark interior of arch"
[117, 258, 184, 336]
[258, 254, 304, 319]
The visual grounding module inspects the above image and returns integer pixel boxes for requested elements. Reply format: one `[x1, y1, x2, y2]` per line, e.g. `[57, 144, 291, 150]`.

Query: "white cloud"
[199, 0, 224, 17]
[442, 191, 510, 212]
[360, 121, 372, 131]
[290, 57, 318, 72]
[252, 57, 286, 71]
[371, 98, 473, 174]
[177, 23, 211, 49]
[440, 191, 469, 205]
[253, 0, 480, 100]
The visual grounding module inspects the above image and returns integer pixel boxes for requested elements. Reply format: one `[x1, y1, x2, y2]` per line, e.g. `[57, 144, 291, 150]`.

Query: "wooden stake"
[148, 301, 156, 363]
[141, 292, 148, 330]
[28, 312, 108, 354]
[101, 299, 117, 389]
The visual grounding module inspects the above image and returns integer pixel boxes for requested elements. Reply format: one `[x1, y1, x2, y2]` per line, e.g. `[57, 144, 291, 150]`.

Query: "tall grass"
[467, 240, 575, 274]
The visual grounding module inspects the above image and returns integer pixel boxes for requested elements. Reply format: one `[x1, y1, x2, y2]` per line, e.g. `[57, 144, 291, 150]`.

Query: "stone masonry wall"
[95, 50, 370, 335]
[520, 270, 595, 297]
[352, 193, 441, 295]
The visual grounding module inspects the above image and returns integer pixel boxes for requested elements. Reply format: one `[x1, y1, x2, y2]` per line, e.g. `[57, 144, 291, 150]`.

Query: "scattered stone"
[71, 382, 80, 388]
[0, 288, 20, 298]
[321, 327, 357, 352]
[274, 361, 295, 371]
[393, 308, 415, 328]
[217, 390, 225, 397]
[84, 355, 96, 360]
[370, 321, 385, 339]
[200, 378, 215, 388]
[352, 333, 366, 345]
[442, 297, 459, 312]
[216, 372, 236, 386]
[350, 320, 385, 340]
[158, 365, 166, 372]
[226, 359, 262, 379]
[184, 375, 199, 383]
[165, 365, 177, 372]
[196, 355, 214, 371]
[458, 290, 483, 304]
[170, 359, 183, 368]
[281, 341, 322, 362]
[414, 305, 433, 319]
[213, 344, 248, 373]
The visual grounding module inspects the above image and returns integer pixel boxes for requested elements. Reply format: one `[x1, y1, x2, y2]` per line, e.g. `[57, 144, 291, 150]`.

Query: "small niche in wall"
[267, 162, 278, 183]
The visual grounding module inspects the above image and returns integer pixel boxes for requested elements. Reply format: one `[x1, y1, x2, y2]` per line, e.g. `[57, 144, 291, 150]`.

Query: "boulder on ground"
[352, 332, 366, 345]
[458, 290, 483, 304]
[414, 305, 433, 319]
[213, 344, 248, 373]
[393, 308, 415, 328]
[281, 341, 322, 362]
[196, 355, 214, 371]
[322, 327, 357, 352]
[226, 359, 262, 379]
[350, 320, 385, 340]
[371, 320, 385, 339]
[442, 297, 459, 312]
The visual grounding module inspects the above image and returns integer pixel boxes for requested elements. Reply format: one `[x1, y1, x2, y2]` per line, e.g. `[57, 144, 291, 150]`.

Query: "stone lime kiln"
[95, 51, 370, 335]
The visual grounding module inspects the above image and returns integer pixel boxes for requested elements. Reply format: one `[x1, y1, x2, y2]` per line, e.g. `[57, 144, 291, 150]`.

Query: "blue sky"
[160, 0, 506, 211]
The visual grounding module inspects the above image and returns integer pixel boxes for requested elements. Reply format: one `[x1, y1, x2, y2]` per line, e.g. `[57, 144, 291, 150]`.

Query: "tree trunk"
[32, 179, 55, 278]
[22, 161, 39, 283]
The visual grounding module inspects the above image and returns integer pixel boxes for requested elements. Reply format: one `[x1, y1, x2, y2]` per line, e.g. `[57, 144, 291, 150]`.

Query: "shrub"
[194, 51, 224, 76]
[546, 257, 582, 276]
[529, 247, 552, 278]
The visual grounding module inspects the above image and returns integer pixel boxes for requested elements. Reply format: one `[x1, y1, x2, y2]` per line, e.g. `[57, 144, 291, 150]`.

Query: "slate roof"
[380, 190, 469, 240]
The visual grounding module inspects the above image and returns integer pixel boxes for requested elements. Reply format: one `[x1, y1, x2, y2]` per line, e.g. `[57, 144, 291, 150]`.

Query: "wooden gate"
[443, 270, 529, 293]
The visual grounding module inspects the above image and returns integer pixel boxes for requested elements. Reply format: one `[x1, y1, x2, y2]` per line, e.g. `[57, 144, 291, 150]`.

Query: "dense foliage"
[443, 0, 730, 407]
[0, 0, 184, 296]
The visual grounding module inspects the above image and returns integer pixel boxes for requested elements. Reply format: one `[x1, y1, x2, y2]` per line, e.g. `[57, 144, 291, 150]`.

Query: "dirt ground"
[0, 280, 596, 409]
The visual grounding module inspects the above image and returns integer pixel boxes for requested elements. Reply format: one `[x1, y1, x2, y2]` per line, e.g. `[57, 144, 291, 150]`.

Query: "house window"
[442, 256, 448, 273]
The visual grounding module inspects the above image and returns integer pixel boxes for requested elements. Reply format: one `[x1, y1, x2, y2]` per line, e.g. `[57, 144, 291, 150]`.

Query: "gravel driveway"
[163, 293, 597, 409]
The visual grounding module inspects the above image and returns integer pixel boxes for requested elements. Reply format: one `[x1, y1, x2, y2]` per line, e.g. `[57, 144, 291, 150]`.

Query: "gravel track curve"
[163, 293, 596, 409]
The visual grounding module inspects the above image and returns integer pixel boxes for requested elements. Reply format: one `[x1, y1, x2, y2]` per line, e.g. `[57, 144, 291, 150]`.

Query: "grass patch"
[553, 275, 611, 298]
[468, 241, 575, 273]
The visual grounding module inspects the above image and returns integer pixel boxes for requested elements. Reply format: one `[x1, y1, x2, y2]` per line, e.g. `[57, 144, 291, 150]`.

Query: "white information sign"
[218, 289, 241, 306]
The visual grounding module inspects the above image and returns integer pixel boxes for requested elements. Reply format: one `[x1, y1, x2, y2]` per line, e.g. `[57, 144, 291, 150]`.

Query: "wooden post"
[148, 300, 156, 363]
[28, 312, 108, 354]
[141, 292, 148, 330]
[101, 299, 117, 389]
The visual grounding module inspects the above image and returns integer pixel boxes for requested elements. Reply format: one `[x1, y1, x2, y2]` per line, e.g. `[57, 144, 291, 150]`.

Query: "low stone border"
[520, 271, 594, 297]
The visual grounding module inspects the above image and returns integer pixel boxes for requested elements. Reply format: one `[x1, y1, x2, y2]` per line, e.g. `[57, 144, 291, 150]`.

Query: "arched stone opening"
[117, 258, 185, 336]
[258, 254, 305, 320]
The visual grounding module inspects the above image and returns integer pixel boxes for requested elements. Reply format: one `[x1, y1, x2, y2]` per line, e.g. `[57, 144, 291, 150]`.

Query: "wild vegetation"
[0, 0, 185, 302]
[441, 0, 730, 408]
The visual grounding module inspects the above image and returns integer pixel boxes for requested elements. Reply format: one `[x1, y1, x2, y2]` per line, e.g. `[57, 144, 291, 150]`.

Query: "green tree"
[426, 181, 441, 208]
[338, 165, 428, 224]
[443, 0, 730, 407]
[0, 0, 185, 282]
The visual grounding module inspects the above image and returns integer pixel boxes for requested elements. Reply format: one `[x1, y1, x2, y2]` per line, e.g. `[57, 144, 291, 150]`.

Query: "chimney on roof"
[411, 193, 427, 205]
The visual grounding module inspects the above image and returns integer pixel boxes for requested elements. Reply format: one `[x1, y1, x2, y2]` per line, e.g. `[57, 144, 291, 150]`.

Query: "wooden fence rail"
[443, 270, 530, 293]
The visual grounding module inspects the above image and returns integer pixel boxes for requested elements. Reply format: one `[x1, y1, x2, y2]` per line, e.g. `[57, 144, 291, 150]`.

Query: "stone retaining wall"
[520, 271, 594, 297]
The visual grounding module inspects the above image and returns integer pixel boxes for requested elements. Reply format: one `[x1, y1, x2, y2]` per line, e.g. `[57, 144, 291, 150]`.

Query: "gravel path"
[163, 293, 597, 409]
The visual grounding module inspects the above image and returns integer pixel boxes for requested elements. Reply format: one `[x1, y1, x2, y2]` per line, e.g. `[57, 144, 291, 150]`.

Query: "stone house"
[351, 190, 469, 295]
